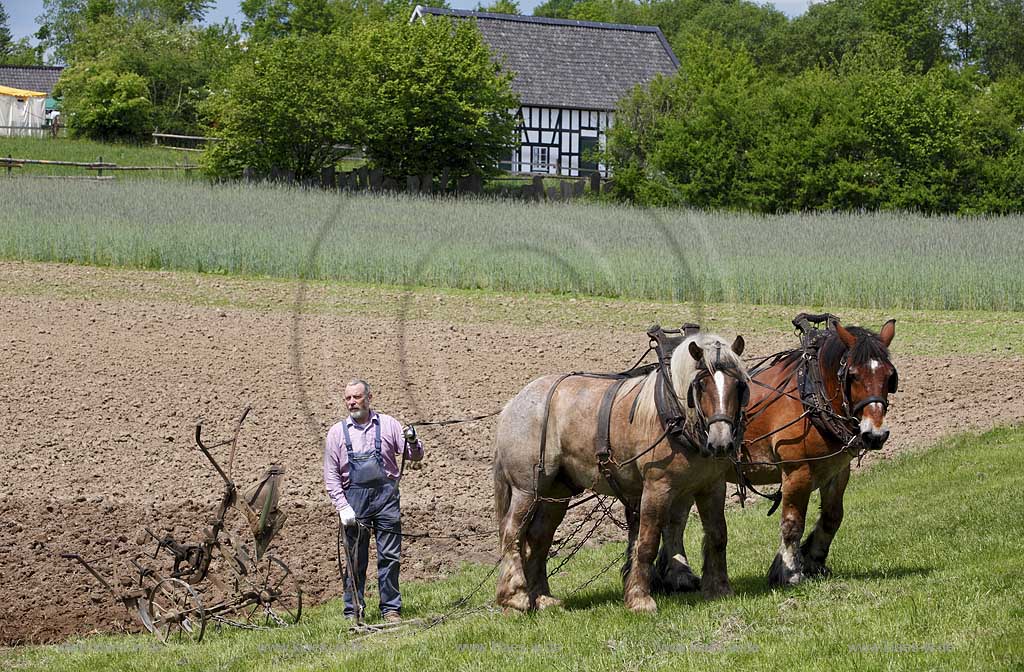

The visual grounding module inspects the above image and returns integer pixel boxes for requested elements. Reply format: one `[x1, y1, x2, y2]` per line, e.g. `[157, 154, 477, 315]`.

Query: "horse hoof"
[627, 595, 658, 614]
[768, 554, 805, 588]
[660, 569, 702, 594]
[499, 592, 532, 612]
[702, 584, 734, 601]
[768, 571, 804, 588]
[804, 563, 832, 579]
[535, 595, 563, 610]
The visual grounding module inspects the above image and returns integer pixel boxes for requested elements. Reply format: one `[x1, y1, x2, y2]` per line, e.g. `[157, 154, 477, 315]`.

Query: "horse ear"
[879, 319, 896, 347]
[731, 334, 745, 356]
[835, 321, 857, 349]
[688, 341, 703, 362]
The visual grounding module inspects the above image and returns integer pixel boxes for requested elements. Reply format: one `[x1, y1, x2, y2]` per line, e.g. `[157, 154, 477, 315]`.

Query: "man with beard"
[324, 379, 423, 623]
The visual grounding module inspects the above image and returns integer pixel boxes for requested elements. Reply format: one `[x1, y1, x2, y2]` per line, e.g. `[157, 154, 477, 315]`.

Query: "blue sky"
[5, 0, 814, 41]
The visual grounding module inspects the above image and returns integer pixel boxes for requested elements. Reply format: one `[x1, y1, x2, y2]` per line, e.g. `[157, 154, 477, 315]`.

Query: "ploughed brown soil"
[1, 262, 1022, 645]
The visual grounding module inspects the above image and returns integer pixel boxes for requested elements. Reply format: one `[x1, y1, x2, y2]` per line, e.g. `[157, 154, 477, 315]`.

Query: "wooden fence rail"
[2, 155, 200, 178]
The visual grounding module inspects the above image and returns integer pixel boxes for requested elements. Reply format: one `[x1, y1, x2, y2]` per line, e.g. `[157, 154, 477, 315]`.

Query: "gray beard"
[349, 408, 369, 422]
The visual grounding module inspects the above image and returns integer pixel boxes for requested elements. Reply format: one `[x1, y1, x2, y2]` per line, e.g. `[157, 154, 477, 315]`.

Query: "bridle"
[685, 342, 749, 456]
[836, 354, 898, 421]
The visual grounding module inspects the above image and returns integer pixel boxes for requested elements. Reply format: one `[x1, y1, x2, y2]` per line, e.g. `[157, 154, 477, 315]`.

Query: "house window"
[531, 146, 549, 172]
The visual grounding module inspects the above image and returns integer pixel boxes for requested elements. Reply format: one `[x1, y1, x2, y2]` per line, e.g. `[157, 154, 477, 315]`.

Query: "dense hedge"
[606, 35, 1024, 214]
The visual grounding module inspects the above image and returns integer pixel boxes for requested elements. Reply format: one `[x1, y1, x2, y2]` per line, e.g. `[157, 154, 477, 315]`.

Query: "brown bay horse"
[492, 331, 749, 613]
[668, 314, 898, 588]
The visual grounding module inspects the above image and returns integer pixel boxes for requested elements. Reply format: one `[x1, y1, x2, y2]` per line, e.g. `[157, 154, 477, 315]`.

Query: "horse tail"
[494, 461, 512, 526]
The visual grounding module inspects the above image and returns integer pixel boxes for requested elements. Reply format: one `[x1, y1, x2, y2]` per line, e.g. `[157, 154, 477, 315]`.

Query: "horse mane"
[819, 325, 892, 373]
[630, 333, 748, 432]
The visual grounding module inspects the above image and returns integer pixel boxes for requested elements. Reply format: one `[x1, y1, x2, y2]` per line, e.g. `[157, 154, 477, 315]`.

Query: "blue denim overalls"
[341, 418, 402, 617]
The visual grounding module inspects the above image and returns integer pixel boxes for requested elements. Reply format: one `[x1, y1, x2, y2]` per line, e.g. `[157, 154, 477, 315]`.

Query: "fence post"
[369, 168, 384, 191]
[6, 155, 10, 178]
[560, 180, 573, 200]
[321, 165, 336, 189]
[98, 156, 103, 178]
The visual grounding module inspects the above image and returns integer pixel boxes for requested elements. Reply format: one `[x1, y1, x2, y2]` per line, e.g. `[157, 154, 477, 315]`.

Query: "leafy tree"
[770, 0, 876, 74]
[475, 0, 520, 14]
[532, 0, 581, 17]
[200, 33, 356, 179]
[607, 30, 1023, 214]
[53, 11, 240, 136]
[42, 0, 239, 139]
[864, 0, 945, 70]
[0, 2, 14, 55]
[240, 0, 448, 42]
[606, 34, 765, 207]
[347, 16, 519, 177]
[564, 0, 642, 23]
[54, 64, 153, 140]
[956, 72, 1024, 212]
[36, 0, 212, 63]
[1, 2, 43, 65]
[642, 0, 787, 68]
[34, 0, 87, 64]
[240, 0, 345, 40]
[955, 0, 1024, 78]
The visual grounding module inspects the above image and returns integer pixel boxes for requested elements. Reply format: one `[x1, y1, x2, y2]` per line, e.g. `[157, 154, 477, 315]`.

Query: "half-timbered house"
[410, 7, 679, 177]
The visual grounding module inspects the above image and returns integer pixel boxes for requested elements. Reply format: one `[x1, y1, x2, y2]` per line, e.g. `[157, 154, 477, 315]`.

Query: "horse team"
[492, 314, 898, 613]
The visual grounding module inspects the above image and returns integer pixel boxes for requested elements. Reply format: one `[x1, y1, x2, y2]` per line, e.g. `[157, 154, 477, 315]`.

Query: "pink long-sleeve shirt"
[323, 410, 423, 512]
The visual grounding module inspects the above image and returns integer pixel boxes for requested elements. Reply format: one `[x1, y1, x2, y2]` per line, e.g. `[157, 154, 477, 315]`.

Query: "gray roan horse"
[492, 330, 749, 613]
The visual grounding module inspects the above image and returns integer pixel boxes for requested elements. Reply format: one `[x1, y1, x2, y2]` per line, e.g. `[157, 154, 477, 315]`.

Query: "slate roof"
[411, 7, 678, 111]
[0, 66, 64, 95]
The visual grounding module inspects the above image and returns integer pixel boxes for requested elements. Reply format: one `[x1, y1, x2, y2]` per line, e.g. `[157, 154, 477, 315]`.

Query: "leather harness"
[536, 322, 746, 521]
[591, 323, 703, 510]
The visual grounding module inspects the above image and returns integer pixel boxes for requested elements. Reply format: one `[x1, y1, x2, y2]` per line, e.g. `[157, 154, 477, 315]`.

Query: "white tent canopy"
[0, 85, 47, 137]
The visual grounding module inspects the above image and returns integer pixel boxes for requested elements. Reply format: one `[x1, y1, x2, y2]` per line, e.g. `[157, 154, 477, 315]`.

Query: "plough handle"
[193, 406, 250, 488]
[195, 421, 234, 489]
[61, 553, 117, 596]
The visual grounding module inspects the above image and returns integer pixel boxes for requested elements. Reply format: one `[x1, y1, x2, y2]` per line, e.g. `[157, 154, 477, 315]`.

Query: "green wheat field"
[1, 179, 1021, 310]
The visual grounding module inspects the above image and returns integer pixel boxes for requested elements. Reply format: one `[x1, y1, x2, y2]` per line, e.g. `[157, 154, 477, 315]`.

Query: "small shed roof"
[0, 66, 65, 96]
[411, 7, 678, 111]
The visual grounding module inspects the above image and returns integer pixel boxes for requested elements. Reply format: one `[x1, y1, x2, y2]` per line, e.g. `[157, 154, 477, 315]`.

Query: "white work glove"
[338, 505, 357, 527]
